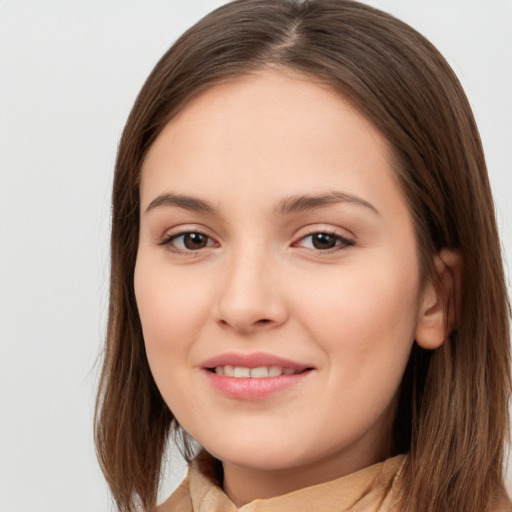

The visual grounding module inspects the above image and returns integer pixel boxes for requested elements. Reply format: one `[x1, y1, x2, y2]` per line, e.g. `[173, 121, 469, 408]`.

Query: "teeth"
[213, 365, 299, 378]
[234, 367, 251, 378]
[268, 366, 283, 377]
[250, 366, 269, 378]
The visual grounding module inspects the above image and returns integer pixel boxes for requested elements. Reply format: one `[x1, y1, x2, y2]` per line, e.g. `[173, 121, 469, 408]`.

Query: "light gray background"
[0, 1, 511, 511]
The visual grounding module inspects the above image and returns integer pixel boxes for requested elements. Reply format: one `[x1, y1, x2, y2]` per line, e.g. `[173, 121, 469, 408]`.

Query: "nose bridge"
[216, 240, 286, 333]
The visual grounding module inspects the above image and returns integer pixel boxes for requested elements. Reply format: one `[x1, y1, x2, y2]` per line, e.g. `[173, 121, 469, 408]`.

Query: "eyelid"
[157, 223, 214, 242]
[294, 223, 356, 238]
[161, 232, 215, 245]
[292, 226, 355, 252]
[157, 226, 219, 254]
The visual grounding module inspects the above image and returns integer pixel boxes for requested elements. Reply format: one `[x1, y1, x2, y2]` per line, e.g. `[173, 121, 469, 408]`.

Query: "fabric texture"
[157, 451, 407, 512]
[157, 451, 512, 511]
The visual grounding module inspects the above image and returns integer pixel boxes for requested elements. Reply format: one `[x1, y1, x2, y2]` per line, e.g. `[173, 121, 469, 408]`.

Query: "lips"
[202, 352, 310, 371]
[213, 365, 299, 378]
[201, 352, 314, 399]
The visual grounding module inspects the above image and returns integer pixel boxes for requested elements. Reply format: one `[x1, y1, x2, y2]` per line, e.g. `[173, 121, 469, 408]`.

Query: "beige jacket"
[157, 451, 511, 512]
[158, 451, 407, 511]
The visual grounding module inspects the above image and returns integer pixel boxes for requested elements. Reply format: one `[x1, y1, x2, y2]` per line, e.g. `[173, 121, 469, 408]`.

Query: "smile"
[201, 353, 314, 400]
[212, 366, 301, 378]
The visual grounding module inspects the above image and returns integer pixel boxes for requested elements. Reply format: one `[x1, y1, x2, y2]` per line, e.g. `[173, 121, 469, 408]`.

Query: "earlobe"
[415, 249, 462, 350]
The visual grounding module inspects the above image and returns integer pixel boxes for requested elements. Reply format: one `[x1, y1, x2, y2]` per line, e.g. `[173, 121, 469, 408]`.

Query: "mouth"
[201, 352, 314, 399]
[207, 365, 308, 378]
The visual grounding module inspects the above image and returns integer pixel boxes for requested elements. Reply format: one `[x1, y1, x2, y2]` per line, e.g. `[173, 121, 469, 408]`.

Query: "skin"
[134, 69, 448, 505]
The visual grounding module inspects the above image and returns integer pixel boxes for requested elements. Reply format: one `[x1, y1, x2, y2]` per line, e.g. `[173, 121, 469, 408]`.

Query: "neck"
[222, 440, 392, 507]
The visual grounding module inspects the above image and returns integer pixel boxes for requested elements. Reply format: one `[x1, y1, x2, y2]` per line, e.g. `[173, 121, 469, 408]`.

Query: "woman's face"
[135, 70, 428, 488]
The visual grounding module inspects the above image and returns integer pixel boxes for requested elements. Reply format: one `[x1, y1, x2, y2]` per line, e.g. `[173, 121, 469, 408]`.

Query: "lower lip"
[204, 370, 312, 400]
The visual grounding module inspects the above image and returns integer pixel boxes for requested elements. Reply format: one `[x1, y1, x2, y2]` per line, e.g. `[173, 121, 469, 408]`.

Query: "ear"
[415, 249, 462, 350]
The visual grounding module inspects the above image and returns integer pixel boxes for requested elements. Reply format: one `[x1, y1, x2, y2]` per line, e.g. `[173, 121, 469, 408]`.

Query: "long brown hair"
[94, 1, 511, 511]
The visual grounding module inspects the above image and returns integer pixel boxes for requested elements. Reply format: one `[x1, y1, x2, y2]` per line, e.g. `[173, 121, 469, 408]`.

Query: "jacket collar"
[187, 450, 406, 512]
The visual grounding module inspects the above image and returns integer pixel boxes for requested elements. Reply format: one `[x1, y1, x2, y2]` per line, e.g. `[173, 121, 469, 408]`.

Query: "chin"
[199, 433, 309, 471]
[214, 449, 305, 472]
[199, 430, 346, 474]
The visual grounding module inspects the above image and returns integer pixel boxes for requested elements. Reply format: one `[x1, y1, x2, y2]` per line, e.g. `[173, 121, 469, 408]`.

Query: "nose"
[214, 248, 288, 335]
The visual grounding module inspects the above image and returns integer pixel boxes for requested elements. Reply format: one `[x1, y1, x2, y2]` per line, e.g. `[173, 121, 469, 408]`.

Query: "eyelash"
[159, 231, 217, 254]
[294, 231, 355, 252]
[159, 229, 354, 255]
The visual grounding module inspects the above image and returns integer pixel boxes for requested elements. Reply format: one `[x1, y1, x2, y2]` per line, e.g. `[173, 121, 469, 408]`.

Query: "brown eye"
[163, 232, 216, 252]
[182, 232, 209, 250]
[296, 232, 354, 251]
[311, 233, 338, 250]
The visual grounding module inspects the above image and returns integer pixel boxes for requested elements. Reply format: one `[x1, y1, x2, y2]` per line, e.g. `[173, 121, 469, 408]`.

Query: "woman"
[95, 1, 511, 510]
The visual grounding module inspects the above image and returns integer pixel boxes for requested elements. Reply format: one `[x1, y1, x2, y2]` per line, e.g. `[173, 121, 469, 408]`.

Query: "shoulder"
[156, 478, 193, 512]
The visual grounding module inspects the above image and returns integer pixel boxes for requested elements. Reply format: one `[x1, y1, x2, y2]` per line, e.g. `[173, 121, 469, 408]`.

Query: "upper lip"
[201, 352, 312, 370]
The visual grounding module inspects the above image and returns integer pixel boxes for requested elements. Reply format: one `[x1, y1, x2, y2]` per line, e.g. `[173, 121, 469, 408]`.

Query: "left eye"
[165, 232, 215, 251]
[298, 232, 353, 250]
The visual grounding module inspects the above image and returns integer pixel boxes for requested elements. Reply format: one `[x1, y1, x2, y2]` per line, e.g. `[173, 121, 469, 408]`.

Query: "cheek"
[134, 257, 215, 417]
[292, 254, 420, 375]
[134, 257, 210, 364]
[287, 260, 420, 443]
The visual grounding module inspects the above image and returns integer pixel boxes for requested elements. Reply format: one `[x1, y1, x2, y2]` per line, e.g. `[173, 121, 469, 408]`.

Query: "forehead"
[140, 69, 404, 219]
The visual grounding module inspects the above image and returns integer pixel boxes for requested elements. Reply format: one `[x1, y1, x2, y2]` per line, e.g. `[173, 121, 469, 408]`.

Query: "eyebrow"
[274, 191, 380, 216]
[145, 190, 379, 216]
[146, 193, 215, 213]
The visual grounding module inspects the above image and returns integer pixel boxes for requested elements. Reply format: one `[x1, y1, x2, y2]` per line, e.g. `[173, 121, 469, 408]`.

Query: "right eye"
[161, 231, 217, 252]
[298, 232, 351, 251]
